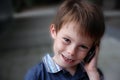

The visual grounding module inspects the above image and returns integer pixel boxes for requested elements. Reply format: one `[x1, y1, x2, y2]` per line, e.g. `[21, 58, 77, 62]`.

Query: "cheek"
[54, 39, 65, 53]
[77, 52, 88, 60]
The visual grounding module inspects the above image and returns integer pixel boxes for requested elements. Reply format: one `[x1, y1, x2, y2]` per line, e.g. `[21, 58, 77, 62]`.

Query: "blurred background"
[0, 0, 120, 80]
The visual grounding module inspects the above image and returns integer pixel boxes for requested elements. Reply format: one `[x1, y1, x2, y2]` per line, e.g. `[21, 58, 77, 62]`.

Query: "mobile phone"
[84, 46, 96, 63]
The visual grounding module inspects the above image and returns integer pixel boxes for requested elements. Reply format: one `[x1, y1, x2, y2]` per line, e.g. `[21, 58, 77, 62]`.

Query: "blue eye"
[63, 38, 71, 44]
[80, 45, 88, 49]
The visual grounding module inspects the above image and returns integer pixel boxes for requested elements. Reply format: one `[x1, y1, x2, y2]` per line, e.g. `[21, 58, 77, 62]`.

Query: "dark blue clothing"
[25, 62, 89, 80]
[25, 54, 104, 80]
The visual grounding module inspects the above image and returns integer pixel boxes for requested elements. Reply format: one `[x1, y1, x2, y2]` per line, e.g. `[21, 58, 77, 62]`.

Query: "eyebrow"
[63, 33, 93, 47]
[63, 34, 73, 40]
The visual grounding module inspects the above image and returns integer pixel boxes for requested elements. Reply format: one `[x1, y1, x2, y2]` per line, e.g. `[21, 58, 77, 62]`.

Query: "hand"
[84, 46, 100, 80]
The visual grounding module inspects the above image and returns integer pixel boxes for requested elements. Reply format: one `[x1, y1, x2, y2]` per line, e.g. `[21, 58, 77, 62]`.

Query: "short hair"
[53, 0, 105, 45]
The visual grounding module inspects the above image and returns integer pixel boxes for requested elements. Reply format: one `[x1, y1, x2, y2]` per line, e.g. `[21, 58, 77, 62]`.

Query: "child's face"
[50, 22, 94, 68]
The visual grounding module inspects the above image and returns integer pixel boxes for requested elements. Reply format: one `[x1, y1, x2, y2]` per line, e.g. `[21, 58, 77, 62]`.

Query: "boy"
[25, 0, 105, 80]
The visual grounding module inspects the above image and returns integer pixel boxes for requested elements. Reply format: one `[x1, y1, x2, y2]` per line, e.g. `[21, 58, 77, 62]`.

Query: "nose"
[67, 45, 76, 56]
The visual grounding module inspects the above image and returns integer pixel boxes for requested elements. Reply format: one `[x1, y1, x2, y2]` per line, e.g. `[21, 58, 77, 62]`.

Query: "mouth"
[61, 54, 75, 63]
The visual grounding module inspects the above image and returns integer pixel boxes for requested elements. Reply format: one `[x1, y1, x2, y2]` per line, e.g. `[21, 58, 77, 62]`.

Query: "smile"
[62, 54, 75, 63]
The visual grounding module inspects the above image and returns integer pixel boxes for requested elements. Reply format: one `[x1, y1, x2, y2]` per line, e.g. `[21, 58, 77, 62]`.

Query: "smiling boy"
[25, 0, 105, 80]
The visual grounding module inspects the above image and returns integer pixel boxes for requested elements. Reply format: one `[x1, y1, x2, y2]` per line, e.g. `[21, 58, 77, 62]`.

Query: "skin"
[50, 22, 100, 80]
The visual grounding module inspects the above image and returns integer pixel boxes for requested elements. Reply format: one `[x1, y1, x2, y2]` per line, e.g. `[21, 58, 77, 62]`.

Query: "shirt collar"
[42, 54, 62, 73]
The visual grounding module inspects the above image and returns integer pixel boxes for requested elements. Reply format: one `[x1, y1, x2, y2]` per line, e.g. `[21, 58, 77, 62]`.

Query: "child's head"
[50, 0, 105, 69]
[52, 0, 105, 46]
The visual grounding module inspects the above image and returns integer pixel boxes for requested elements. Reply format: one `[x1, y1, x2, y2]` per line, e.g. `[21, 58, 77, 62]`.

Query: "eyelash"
[79, 45, 88, 49]
[63, 38, 71, 44]
[62, 37, 89, 50]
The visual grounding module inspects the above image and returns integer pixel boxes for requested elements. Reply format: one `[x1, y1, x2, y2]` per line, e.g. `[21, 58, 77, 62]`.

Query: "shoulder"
[77, 63, 90, 79]
[24, 61, 46, 80]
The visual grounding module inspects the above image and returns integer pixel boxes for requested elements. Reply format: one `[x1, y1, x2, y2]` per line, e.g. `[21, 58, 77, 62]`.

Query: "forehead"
[61, 22, 87, 37]
[59, 22, 94, 43]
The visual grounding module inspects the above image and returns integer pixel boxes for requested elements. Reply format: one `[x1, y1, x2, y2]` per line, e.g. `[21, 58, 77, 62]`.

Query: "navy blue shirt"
[25, 54, 89, 80]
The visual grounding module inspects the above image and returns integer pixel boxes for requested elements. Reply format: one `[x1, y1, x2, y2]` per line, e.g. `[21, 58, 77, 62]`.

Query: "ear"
[49, 24, 57, 39]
